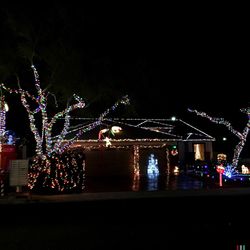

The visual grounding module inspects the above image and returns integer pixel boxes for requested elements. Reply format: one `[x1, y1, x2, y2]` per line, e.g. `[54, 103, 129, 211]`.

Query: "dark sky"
[0, 4, 249, 154]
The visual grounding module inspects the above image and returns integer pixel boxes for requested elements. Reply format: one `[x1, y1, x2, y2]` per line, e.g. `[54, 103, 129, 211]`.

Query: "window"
[193, 144, 205, 161]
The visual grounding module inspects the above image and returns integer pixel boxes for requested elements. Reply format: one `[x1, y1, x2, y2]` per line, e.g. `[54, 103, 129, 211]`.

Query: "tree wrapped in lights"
[188, 107, 250, 170]
[1, 65, 129, 192]
[0, 95, 7, 145]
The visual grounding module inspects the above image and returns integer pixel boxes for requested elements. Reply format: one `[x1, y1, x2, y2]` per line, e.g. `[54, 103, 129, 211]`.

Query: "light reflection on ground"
[83, 173, 211, 193]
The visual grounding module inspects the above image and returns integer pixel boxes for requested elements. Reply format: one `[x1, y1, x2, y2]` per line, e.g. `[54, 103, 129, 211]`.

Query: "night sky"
[0, 4, 249, 156]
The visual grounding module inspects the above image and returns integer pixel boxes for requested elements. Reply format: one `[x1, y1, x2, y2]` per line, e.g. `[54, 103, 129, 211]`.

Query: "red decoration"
[216, 164, 225, 187]
[216, 165, 225, 174]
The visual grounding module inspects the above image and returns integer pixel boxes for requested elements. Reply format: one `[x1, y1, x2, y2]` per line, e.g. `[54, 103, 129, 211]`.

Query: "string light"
[133, 145, 140, 176]
[1, 65, 129, 192]
[28, 148, 86, 192]
[56, 117, 214, 141]
[188, 108, 250, 169]
[56, 96, 129, 153]
[0, 95, 6, 143]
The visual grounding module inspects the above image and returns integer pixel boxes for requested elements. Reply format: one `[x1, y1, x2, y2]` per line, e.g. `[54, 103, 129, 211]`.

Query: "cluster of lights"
[99, 95, 129, 121]
[28, 147, 86, 192]
[188, 108, 250, 169]
[133, 145, 140, 176]
[147, 153, 159, 177]
[79, 138, 178, 143]
[70, 144, 168, 150]
[58, 98, 129, 153]
[98, 126, 122, 147]
[104, 118, 181, 138]
[223, 164, 235, 178]
[56, 117, 214, 142]
[0, 96, 6, 143]
[2, 65, 129, 192]
[1, 66, 86, 157]
[241, 165, 249, 174]
[165, 147, 170, 174]
[132, 172, 140, 191]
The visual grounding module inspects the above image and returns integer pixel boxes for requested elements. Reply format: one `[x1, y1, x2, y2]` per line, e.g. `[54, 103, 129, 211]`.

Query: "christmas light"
[58, 96, 129, 153]
[98, 128, 109, 140]
[188, 108, 250, 169]
[56, 117, 214, 141]
[0, 96, 6, 143]
[133, 145, 140, 176]
[97, 126, 122, 147]
[1, 65, 129, 192]
[241, 165, 249, 174]
[1, 66, 86, 157]
[216, 164, 225, 187]
[111, 126, 122, 134]
[223, 164, 238, 179]
[28, 147, 86, 192]
[147, 153, 159, 177]
[103, 137, 112, 147]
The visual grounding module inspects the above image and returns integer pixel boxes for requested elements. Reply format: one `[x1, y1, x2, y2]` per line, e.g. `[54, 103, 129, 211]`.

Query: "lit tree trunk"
[188, 108, 250, 169]
[232, 126, 250, 167]
[0, 95, 7, 143]
[1, 65, 129, 191]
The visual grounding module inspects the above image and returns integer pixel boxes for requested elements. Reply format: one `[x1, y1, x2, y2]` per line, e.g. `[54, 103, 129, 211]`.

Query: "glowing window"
[193, 144, 205, 160]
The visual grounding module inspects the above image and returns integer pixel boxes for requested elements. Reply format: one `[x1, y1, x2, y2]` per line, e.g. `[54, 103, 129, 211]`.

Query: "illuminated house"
[63, 118, 215, 177]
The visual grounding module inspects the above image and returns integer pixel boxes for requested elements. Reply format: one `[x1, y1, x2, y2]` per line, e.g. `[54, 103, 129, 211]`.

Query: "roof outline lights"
[179, 119, 214, 140]
[104, 118, 182, 139]
[186, 133, 193, 140]
[136, 119, 150, 127]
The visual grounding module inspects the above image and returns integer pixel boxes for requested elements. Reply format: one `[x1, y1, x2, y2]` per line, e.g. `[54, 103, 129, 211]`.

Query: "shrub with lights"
[30, 147, 86, 194]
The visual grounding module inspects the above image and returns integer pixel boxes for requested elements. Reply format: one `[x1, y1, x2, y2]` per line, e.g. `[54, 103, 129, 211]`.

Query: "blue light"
[147, 154, 159, 178]
[223, 164, 236, 178]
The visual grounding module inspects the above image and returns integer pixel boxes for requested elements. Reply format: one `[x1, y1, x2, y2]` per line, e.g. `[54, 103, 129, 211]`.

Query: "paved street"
[1, 186, 250, 249]
[1, 174, 250, 249]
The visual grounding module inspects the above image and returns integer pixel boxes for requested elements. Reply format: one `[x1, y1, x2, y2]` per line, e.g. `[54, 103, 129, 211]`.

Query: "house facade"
[64, 118, 215, 178]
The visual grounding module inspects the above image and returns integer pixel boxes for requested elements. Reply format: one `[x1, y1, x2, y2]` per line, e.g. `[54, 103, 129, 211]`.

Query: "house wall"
[186, 141, 213, 162]
[82, 146, 169, 177]
[177, 142, 185, 170]
[205, 142, 213, 160]
[84, 148, 133, 177]
[70, 140, 214, 177]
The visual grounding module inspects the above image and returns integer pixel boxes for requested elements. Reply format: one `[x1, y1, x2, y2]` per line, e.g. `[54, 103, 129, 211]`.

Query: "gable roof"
[58, 117, 215, 142]
[131, 118, 214, 141]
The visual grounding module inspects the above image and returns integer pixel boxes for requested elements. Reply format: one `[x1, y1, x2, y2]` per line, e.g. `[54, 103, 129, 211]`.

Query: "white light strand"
[188, 108, 250, 168]
[1, 65, 87, 158]
[103, 118, 181, 138]
[58, 96, 130, 154]
[133, 145, 140, 176]
[20, 91, 43, 156]
[0, 95, 6, 143]
[2, 68, 129, 190]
